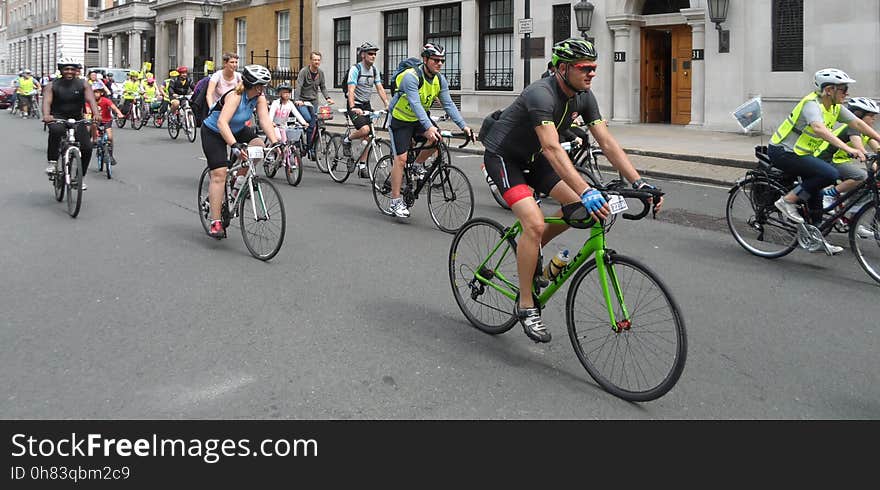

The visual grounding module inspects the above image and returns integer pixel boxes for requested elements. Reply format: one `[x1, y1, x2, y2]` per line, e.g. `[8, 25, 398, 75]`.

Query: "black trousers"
[47, 120, 93, 173]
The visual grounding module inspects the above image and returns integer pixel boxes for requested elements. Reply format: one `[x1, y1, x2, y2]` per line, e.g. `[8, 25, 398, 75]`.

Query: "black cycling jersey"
[168, 78, 192, 97]
[482, 76, 602, 162]
[49, 77, 87, 119]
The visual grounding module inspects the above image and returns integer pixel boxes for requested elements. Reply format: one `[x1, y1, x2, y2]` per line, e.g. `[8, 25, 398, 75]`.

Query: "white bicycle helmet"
[814, 68, 856, 90]
[57, 57, 82, 70]
[242, 64, 271, 87]
[847, 96, 879, 115]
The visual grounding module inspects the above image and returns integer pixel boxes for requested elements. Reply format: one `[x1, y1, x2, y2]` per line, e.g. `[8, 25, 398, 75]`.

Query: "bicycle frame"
[227, 157, 272, 222]
[472, 219, 630, 331]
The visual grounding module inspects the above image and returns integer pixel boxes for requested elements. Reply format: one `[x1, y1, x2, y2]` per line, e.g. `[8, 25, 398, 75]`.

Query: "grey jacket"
[294, 66, 330, 103]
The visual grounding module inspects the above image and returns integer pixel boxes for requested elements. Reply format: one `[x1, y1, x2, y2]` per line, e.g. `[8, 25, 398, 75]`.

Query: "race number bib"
[247, 146, 264, 161]
[608, 195, 629, 214]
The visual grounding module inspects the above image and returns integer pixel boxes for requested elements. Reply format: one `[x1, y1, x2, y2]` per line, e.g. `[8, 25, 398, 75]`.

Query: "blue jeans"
[298, 104, 317, 150]
[769, 144, 839, 222]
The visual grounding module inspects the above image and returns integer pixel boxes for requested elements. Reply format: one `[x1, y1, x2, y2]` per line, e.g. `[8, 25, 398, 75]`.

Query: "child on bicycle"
[815, 97, 880, 204]
[90, 82, 124, 165]
[268, 84, 307, 144]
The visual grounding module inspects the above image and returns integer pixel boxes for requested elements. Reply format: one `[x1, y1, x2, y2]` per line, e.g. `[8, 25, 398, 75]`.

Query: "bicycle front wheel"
[197, 167, 212, 235]
[566, 253, 686, 402]
[850, 202, 880, 284]
[449, 218, 519, 334]
[239, 177, 286, 261]
[167, 114, 180, 139]
[328, 135, 352, 183]
[132, 106, 143, 130]
[53, 166, 64, 202]
[314, 131, 331, 173]
[726, 177, 798, 258]
[366, 139, 393, 181]
[371, 155, 395, 216]
[105, 147, 112, 179]
[184, 109, 196, 142]
[285, 147, 303, 186]
[428, 165, 474, 233]
[66, 152, 83, 218]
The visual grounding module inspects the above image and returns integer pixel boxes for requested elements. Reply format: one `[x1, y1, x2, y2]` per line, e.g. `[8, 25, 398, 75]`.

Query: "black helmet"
[551, 38, 598, 66]
[357, 41, 379, 56]
[276, 83, 293, 92]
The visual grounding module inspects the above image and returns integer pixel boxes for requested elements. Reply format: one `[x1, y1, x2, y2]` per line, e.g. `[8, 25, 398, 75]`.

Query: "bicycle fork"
[595, 250, 632, 333]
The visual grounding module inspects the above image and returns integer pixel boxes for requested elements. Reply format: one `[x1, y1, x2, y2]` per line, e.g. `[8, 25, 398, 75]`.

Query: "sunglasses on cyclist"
[570, 63, 597, 75]
[428, 58, 446, 64]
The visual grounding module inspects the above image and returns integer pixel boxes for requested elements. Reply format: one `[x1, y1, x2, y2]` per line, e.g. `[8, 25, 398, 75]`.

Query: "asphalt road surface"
[1, 115, 877, 419]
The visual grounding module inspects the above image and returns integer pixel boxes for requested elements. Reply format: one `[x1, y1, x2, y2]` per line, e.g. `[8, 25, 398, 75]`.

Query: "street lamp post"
[572, 0, 595, 44]
[707, 0, 730, 53]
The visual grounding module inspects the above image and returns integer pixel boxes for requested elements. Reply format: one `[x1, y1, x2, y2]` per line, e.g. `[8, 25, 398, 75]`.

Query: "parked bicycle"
[93, 124, 115, 179]
[47, 119, 90, 218]
[262, 122, 304, 186]
[197, 142, 287, 260]
[372, 130, 475, 233]
[327, 108, 391, 183]
[727, 146, 880, 284]
[449, 183, 686, 401]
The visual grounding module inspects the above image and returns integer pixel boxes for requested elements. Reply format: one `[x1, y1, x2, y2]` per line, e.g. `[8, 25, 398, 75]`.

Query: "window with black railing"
[478, 0, 513, 90]
[772, 0, 803, 72]
[384, 10, 408, 87]
[425, 3, 461, 90]
[334, 17, 350, 88]
[552, 4, 571, 44]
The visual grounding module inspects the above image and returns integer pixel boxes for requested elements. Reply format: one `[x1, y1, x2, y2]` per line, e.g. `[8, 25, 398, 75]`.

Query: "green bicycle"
[449, 186, 686, 402]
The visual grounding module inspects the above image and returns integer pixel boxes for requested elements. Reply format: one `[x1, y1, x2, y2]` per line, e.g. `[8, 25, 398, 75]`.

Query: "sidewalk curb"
[326, 121, 743, 187]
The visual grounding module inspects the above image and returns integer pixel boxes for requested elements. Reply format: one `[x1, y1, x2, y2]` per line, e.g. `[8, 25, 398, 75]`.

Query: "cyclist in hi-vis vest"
[814, 97, 880, 203]
[769, 69, 880, 243]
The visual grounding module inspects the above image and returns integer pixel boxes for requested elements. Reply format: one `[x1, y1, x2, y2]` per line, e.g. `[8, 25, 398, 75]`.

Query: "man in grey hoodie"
[294, 51, 335, 157]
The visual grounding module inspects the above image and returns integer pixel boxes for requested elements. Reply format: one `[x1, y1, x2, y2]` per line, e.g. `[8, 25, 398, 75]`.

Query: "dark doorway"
[641, 28, 671, 123]
[194, 21, 212, 76]
[642, 0, 690, 15]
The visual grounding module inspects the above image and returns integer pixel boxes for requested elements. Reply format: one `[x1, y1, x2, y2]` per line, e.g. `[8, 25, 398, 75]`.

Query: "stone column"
[130, 30, 143, 69]
[181, 17, 195, 71]
[683, 8, 706, 127]
[112, 34, 121, 67]
[459, 1, 477, 91]
[155, 22, 166, 79]
[610, 24, 633, 124]
[215, 18, 224, 62]
[175, 19, 183, 69]
[99, 36, 109, 67]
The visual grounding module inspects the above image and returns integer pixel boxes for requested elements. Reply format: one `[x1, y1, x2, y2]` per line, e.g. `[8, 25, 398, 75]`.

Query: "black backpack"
[189, 75, 211, 127]
[391, 57, 424, 96]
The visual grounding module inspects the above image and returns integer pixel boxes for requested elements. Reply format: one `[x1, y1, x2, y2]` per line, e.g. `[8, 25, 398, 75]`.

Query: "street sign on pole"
[518, 18, 533, 36]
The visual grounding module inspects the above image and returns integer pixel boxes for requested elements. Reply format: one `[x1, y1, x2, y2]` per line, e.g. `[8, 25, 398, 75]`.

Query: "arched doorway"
[638, 0, 692, 124]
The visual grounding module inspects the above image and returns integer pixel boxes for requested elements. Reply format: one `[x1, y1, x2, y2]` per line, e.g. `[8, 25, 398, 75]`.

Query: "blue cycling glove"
[581, 189, 607, 214]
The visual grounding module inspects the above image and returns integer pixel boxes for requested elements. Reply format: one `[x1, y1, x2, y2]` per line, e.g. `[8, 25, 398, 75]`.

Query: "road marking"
[455, 155, 481, 158]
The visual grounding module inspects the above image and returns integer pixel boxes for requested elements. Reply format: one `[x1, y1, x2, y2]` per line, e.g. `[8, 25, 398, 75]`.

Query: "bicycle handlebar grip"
[456, 131, 475, 149]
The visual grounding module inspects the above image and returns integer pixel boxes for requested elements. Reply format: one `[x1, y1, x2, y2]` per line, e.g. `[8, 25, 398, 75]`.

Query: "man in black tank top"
[42, 58, 100, 181]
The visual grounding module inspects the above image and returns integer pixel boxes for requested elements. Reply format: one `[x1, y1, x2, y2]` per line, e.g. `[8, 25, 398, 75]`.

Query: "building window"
[772, 0, 803, 72]
[425, 3, 461, 90]
[85, 33, 99, 53]
[87, 0, 100, 20]
[277, 11, 290, 69]
[384, 10, 408, 87]
[334, 17, 350, 88]
[168, 28, 177, 71]
[552, 4, 571, 44]
[236, 18, 247, 62]
[479, 0, 513, 90]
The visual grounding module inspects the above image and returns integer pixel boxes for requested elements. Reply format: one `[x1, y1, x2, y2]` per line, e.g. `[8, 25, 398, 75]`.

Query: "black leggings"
[200, 125, 258, 170]
[47, 121, 93, 173]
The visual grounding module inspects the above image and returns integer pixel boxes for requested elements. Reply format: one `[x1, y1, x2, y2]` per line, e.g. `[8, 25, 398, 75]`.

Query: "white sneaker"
[45, 161, 57, 175]
[856, 225, 876, 239]
[822, 194, 836, 211]
[774, 197, 804, 224]
[388, 199, 410, 218]
[80, 177, 87, 191]
[808, 239, 843, 255]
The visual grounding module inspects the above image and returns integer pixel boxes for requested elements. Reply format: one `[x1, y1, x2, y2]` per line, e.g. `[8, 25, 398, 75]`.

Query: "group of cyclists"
[24, 34, 880, 343]
[8, 69, 43, 118]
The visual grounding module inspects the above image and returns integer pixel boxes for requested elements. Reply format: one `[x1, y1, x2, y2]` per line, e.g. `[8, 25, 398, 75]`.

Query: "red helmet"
[176, 66, 189, 75]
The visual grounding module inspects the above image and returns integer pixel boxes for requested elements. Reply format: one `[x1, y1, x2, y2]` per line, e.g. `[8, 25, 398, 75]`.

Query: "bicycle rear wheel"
[726, 177, 798, 258]
[328, 135, 352, 183]
[371, 155, 395, 216]
[314, 130, 331, 173]
[566, 253, 686, 402]
[449, 218, 519, 334]
[132, 105, 144, 130]
[197, 167, 212, 235]
[850, 202, 880, 284]
[239, 177, 286, 261]
[116, 112, 127, 128]
[366, 139, 392, 181]
[153, 111, 164, 128]
[428, 165, 474, 234]
[285, 146, 303, 186]
[66, 153, 83, 218]
[53, 166, 64, 202]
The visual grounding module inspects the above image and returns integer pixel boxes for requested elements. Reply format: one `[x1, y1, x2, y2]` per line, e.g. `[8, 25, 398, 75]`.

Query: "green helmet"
[551, 38, 597, 66]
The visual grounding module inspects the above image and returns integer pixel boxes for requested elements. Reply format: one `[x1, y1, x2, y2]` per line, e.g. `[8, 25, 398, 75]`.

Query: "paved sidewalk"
[325, 116, 768, 186]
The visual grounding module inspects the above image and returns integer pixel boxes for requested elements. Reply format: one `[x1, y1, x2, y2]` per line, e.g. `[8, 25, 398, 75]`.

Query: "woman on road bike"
[200, 64, 279, 239]
[770, 69, 880, 255]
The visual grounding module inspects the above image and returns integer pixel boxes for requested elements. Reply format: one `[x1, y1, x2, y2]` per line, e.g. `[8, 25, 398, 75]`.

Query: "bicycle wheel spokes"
[371, 155, 395, 215]
[197, 167, 212, 235]
[567, 254, 686, 402]
[315, 131, 330, 173]
[428, 165, 474, 234]
[285, 148, 303, 186]
[239, 177, 286, 261]
[449, 218, 518, 334]
[66, 153, 83, 218]
[850, 203, 880, 284]
[726, 178, 798, 258]
[328, 135, 352, 183]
